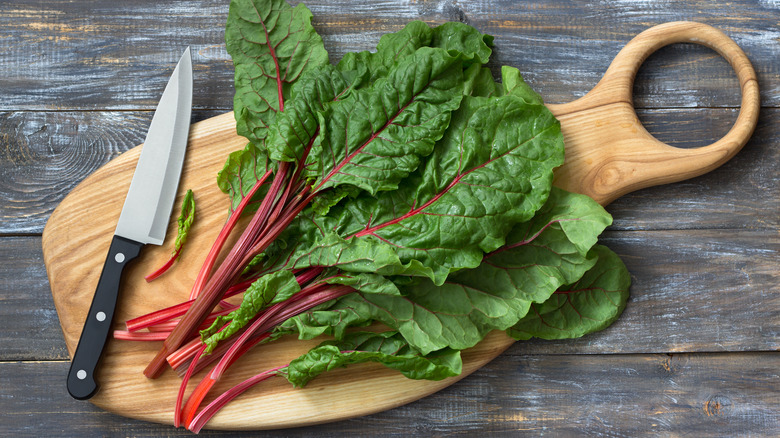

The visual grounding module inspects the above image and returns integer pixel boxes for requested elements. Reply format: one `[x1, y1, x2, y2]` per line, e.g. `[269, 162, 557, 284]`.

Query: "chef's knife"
[67, 47, 193, 400]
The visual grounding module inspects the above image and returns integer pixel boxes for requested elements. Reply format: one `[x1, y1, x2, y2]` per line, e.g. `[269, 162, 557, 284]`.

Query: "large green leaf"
[283, 331, 462, 387]
[499, 66, 544, 105]
[281, 87, 564, 285]
[279, 188, 612, 354]
[507, 244, 631, 340]
[226, 0, 329, 146]
[306, 47, 466, 195]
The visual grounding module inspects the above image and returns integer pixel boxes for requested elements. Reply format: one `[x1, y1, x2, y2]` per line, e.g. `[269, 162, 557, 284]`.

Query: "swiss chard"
[145, 189, 196, 281]
[117, 1, 631, 430]
[257, 69, 563, 289]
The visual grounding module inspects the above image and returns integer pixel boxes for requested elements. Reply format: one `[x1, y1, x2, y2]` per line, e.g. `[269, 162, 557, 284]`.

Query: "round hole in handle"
[633, 43, 739, 149]
[553, 21, 760, 205]
[604, 21, 759, 159]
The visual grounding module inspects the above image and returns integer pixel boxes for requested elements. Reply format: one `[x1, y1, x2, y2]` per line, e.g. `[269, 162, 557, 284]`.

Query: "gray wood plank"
[0, 109, 227, 234]
[521, 229, 780, 354]
[2, 352, 777, 436]
[5, 228, 777, 361]
[0, 0, 777, 111]
[0, 108, 776, 235]
[608, 107, 779, 231]
[0, 237, 66, 361]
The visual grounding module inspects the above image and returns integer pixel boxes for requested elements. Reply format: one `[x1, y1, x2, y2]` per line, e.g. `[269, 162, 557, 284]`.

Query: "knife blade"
[67, 47, 193, 400]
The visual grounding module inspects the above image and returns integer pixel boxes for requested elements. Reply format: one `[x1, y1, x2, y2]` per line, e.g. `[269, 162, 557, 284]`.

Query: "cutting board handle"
[548, 21, 760, 205]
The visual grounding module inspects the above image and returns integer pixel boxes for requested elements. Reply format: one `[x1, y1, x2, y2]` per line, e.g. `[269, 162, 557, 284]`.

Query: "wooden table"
[1, 1, 777, 435]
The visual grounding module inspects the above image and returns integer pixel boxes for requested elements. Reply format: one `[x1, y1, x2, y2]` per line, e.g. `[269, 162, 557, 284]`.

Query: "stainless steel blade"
[115, 47, 193, 245]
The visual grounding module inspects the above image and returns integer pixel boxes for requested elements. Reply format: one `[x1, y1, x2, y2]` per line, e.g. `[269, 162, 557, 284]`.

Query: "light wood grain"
[41, 22, 761, 430]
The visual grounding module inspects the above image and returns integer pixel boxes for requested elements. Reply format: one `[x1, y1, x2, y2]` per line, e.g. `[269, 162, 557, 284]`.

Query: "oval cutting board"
[43, 22, 758, 430]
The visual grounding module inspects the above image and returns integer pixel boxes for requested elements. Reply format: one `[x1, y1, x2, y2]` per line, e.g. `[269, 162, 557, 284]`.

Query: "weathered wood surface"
[0, 0, 778, 435]
[2, 0, 779, 110]
[2, 353, 778, 436]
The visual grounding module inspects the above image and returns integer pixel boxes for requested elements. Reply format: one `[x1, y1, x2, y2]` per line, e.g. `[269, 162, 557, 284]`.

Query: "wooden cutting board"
[42, 22, 758, 430]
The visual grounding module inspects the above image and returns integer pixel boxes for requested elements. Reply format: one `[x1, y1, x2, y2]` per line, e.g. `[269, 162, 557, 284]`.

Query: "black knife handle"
[67, 235, 144, 400]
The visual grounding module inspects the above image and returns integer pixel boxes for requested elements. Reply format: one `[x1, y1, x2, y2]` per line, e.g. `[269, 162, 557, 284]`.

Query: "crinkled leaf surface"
[507, 244, 631, 340]
[307, 47, 466, 195]
[431, 21, 493, 65]
[283, 331, 462, 387]
[173, 189, 195, 253]
[500, 66, 544, 105]
[270, 271, 400, 341]
[337, 21, 492, 91]
[463, 64, 501, 98]
[268, 21, 494, 167]
[200, 269, 300, 353]
[226, 0, 329, 146]
[216, 142, 274, 212]
[265, 65, 350, 164]
[279, 188, 612, 354]
[280, 90, 564, 285]
[337, 21, 434, 90]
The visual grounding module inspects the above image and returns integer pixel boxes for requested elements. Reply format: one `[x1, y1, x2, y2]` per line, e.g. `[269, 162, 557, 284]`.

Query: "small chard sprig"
[145, 189, 196, 281]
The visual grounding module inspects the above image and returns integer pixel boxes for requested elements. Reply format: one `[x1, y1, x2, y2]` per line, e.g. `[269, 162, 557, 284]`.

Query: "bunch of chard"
[115, 0, 631, 431]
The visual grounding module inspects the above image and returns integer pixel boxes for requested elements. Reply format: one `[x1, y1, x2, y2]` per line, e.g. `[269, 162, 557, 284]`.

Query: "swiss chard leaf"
[431, 21, 493, 66]
[499, 66, 544, 105]
[173, 189, 196, 254]
[270, 271, 401, 341]
[200, 269, 300, 353]
[216, 142, 274, 212]
[203, 270, 400, 351]
[226, 0, 329, 147]
[283, 331, 462, 387]
[337, 21, 492, 91]
[337, 21, 434, 90]
[463, 64, 501, 98]
[307, 47, 466, 195]
[281, 188, 612, 354]
[281, 86, 564, 285]
[265, 65, 350, 164]
[507, 244, 631, 340]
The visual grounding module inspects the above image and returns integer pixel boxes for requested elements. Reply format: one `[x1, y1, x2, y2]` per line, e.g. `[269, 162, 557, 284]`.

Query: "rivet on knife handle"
[67, 236, 144, 400]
